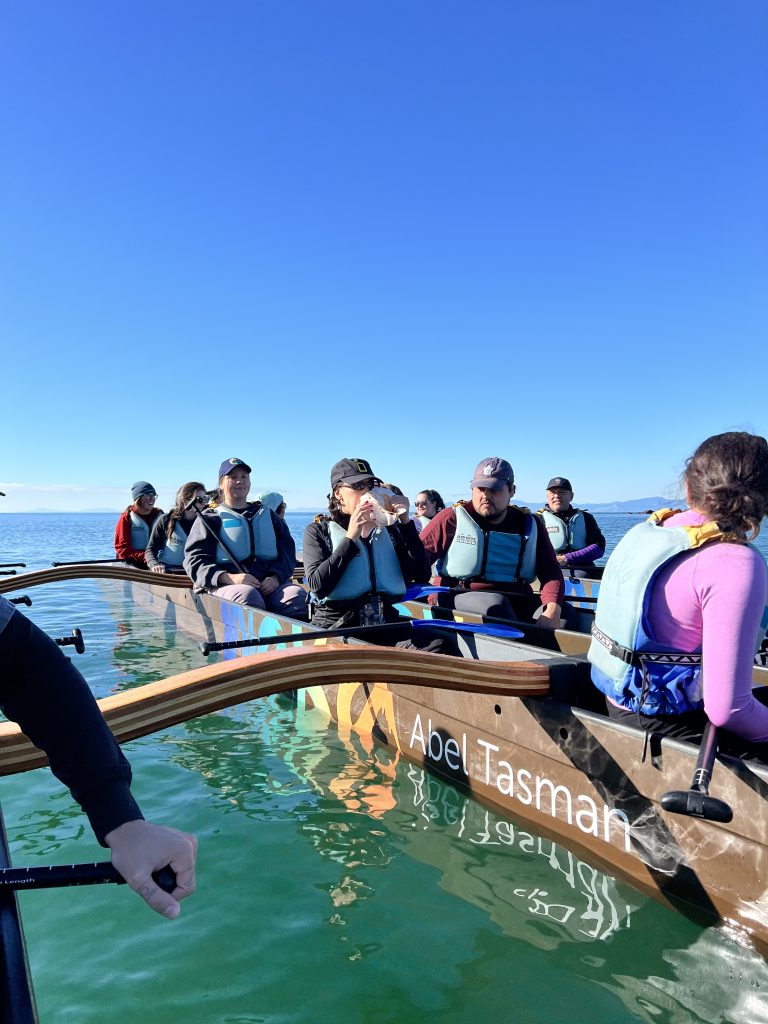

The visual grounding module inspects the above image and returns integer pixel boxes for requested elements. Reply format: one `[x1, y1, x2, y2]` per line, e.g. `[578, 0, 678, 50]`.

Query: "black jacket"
[184, 502, 296, 591]
[303, 515, 429, 628]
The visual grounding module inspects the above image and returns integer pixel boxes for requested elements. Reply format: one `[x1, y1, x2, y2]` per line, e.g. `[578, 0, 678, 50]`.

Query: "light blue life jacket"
[438, 504, 538, 584]
[319, 521, 406, 603]
[415, 515, 431, 530]
[214, 505, 278, 565]
[157, 521, 188, 567]
[538, 508, 588, 553]
[588, 510, 749, 715]
[129, 510, 154, 551]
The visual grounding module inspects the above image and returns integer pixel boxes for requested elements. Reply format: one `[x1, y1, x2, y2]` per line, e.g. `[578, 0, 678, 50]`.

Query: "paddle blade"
[402, 584, 452, 601]
[412, 620, 524, 639]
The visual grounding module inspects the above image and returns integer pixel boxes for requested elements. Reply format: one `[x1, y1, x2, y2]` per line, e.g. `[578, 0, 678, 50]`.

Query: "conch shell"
[361, 487, 404, 527]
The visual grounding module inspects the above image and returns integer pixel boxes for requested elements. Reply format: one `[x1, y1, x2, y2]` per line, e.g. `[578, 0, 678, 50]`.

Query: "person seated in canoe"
[184, 457, 307, 619]
[588, 431, 768, 760]
[303, 458, 456, 653]
[537, 476, 605, 575]
[146, 481, 207, 574]
[114, 481, 163, 569]
[419, 457, 564, 627]
[255, 491, 286, 518]
[0, 592, 197, 916]
[413, 489, 446, 533]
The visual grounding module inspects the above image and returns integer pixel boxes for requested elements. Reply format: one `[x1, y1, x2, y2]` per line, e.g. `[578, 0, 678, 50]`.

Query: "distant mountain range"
[8, 496, 676, 515]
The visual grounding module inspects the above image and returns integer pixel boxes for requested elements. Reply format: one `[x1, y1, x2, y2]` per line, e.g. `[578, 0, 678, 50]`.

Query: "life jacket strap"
[590, 623, 702, 669]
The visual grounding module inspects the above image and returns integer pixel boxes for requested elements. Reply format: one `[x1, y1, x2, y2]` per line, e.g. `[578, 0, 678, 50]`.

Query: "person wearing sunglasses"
[146, 482, 208, 573]
[302, 458, 455, 653]
[184, 458, 307, 619]
[114, 480, 164, 568]
[413, 489, 446, 532]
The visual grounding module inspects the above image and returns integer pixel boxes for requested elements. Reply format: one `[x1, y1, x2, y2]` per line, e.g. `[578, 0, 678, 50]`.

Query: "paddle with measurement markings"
[0, 862, 177, 892]
[200, 618, 525, 655]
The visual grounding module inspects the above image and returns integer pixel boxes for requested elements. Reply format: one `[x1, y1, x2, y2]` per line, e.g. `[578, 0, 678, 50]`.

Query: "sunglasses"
[340, 479, 373, 491]
[414, 500, 430, 508]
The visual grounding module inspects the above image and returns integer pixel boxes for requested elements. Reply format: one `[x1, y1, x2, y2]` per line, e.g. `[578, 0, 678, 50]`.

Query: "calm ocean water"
[1, 512, 767, 1024]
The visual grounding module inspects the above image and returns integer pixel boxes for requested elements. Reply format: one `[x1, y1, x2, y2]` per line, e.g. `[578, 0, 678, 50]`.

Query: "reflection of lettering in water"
[409, 714, 631, 853]
[406, 764, 633, 942]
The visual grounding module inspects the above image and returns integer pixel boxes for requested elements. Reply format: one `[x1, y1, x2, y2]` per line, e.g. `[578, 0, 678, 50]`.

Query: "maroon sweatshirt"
[419, 501, 564, 607]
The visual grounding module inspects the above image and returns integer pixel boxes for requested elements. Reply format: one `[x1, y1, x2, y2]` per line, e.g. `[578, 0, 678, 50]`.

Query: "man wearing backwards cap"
[538, 477, 605, 573]
[184, 458, 307, 619]
[114, 481, 163, 568]
[419, 457, 564, 627]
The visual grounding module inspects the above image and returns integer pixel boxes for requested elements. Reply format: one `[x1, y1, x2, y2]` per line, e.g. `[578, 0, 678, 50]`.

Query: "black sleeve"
[0, 612, 143, 846]
[183, 512, 225, 589]
[389, 519, 431, 583]
[303, 521, 361, 598]
[145, 513, 168, 569]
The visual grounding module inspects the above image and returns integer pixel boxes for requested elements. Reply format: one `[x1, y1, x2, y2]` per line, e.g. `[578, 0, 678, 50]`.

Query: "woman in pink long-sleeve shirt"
[606, 432, 768, 761]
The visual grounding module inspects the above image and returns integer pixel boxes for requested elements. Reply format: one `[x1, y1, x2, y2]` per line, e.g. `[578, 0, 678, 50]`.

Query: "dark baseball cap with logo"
[470, 458, 514, 491]
[546, 477, 573, 491]
[218, 457, 252, 478]
[330, 458, 376, 488]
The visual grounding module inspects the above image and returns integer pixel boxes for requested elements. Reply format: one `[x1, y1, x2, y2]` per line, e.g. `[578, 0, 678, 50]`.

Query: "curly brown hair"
[684, 432, 768, 541]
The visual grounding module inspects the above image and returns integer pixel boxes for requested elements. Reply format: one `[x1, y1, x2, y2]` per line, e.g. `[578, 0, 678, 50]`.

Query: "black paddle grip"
[153, 866, 178, 893]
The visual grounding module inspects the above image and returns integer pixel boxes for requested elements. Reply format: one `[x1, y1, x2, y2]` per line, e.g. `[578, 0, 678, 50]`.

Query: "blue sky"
[2, 1, 766, 513]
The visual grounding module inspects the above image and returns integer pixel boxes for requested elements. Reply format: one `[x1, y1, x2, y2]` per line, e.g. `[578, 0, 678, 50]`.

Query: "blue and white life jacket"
[538, 508, 588, 553]
[129, 510, 154, 551]
[157, 521, 188, 567]
[437, 504, 538, 584]
[214, 505, 278, 565]
[415, 515, 431, 530]
[588, 509, 742, 715]
[319, 521, 406, 603]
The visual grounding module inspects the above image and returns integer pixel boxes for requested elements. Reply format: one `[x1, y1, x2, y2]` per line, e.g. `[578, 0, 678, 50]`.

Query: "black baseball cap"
[331, 458, 376, 488]
[547, 477, 573, 491]
[219, 457, 252, 478]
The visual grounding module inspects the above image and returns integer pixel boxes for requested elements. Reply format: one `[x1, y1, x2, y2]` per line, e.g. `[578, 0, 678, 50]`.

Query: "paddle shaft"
[0, 862, 177, 892]
[9, 596, 31, 607]
[51, 558, 122, 567]
[0, 564, 25, 569]
[200, 618, 523, 655]
[691, 719, 718, 793]
[202, 621, 417, 654]
[185, 498, 247, 575]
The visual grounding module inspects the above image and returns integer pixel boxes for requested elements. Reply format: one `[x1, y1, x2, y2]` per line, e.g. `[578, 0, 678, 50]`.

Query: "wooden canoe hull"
[3, 572, 766, 954]
[107, 578, 768, 953]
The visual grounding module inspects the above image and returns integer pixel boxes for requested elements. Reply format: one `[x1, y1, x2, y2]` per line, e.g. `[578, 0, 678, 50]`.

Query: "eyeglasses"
[341, 480, 373, 491]
[414, 500, 430, 508]
[194, 497, 206, 505]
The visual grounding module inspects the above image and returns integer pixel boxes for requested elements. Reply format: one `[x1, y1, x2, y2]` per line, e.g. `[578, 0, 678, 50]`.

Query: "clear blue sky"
[2, 1, 766, 513]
